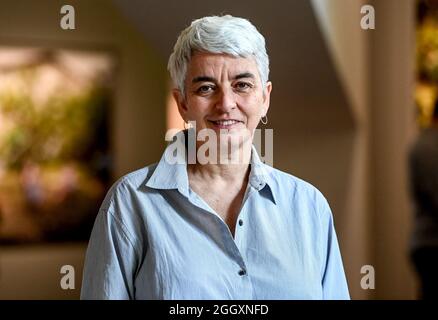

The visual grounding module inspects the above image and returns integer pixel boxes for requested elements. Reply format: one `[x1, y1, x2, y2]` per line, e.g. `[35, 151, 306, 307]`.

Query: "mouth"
[208, 119, 244, 129]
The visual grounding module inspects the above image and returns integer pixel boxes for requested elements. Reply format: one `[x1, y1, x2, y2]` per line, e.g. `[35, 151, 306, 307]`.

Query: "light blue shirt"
[81, 134, 350, 300]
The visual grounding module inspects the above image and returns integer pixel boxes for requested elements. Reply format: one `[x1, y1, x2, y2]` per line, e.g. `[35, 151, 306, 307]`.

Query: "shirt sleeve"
[80, 206, 139, 300]
[320, 201, 350, 300]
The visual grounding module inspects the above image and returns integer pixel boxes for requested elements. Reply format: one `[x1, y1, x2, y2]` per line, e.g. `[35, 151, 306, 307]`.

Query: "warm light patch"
[166, 83, 184, 131]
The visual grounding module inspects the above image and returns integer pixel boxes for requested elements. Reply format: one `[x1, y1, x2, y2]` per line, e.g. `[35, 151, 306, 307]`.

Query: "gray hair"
[167, 15, 270, 96]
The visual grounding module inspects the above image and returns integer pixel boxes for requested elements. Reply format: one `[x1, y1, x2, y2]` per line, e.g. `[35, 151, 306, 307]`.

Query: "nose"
[215, 87, 236, 112]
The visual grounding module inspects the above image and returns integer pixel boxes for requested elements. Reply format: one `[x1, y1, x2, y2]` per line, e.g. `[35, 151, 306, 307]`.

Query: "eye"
[235, 82, 253, 91]
[196, 85, 215, 94]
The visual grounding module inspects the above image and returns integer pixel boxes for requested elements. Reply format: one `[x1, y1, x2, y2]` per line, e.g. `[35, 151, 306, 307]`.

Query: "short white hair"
[167, 15, 270, 96]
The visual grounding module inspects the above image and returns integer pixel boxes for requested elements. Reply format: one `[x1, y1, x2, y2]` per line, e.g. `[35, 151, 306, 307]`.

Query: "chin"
[218, 128, 252, 144]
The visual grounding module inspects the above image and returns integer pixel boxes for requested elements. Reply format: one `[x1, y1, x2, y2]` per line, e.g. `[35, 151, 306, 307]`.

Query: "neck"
[188, 139, 252, 183]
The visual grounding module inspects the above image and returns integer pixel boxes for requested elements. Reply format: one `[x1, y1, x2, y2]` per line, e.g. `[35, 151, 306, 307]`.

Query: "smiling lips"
[208, 119, 243, 128]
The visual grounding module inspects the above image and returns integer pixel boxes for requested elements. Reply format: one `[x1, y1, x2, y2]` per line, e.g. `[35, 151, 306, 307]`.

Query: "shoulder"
[99, 163, 158, 213]
[269, 166, 328, 201]
[267, 166, 331, 215]
[267, 167, 335, 260]
[93, 163, 158, 248]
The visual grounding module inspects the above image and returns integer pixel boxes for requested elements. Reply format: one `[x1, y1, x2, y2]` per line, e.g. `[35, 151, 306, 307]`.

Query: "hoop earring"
[260, 115, 268, 125]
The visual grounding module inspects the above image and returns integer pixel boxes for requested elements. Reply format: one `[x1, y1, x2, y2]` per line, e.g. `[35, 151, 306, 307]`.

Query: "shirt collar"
[248, 144, 277, 204]
[145, 130, 276, 204]
[145, 130, 190, 197]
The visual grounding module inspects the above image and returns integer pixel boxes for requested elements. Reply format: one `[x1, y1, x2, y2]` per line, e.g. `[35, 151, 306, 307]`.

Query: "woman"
[81, 15, 350, 300]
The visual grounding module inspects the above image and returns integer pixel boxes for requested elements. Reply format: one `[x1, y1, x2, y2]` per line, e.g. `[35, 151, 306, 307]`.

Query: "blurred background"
[0, 0, 433, 299]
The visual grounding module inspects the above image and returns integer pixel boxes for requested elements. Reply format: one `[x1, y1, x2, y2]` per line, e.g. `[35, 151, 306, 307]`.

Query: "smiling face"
[173, 52, 272, 144]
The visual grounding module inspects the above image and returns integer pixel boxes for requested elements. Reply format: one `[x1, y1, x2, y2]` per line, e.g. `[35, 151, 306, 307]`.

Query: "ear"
[262, 81, 272, 116]
[172, 89, 189, 121]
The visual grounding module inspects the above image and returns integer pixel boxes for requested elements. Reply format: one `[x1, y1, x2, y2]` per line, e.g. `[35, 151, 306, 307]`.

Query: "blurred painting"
[416, 0, 438, 127]
[0, 46, 115, 243]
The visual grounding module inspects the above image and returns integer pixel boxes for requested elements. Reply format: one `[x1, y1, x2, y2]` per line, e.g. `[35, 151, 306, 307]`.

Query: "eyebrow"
[191, 72, 255, 84]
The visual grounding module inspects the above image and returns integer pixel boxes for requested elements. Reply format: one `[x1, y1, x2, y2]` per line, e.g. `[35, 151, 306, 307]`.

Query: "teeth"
[214, 120, 239, 125]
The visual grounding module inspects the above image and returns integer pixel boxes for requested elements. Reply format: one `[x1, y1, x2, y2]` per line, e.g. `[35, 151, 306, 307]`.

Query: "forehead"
[187, 52, 259, 78]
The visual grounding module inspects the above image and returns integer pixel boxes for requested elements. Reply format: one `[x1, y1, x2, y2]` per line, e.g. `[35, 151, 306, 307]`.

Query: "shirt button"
[238, 269, 247, 276]
[238, 219, 243, 226]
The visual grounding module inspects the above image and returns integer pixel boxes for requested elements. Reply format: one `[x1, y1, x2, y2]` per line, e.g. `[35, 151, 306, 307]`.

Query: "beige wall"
[0, 243, 86, 299]
[312, 0, 418, 299]
[311, 0, 371, 299]
[369, 0, 417, 299]
[0, 0, 167, 299]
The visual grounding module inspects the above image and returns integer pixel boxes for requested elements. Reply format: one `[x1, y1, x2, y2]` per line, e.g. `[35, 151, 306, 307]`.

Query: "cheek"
[186, 99, 210, 117]
[241, 97, 264, 118]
